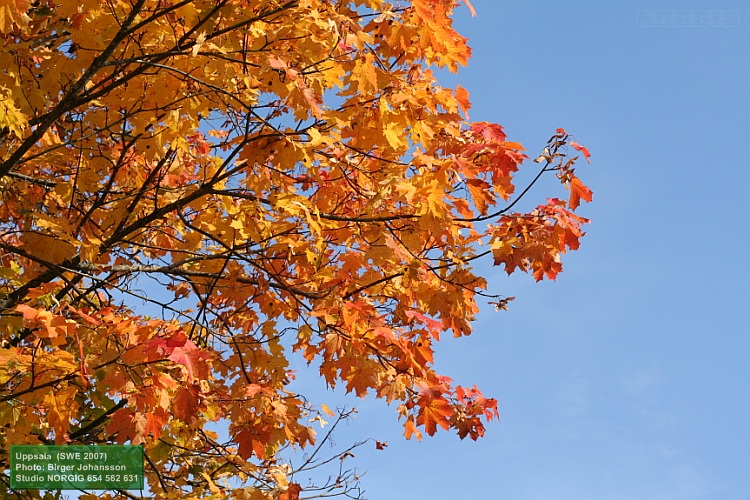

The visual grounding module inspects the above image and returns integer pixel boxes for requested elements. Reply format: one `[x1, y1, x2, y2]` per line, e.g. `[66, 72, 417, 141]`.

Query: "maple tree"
[0, 0, 594, 498]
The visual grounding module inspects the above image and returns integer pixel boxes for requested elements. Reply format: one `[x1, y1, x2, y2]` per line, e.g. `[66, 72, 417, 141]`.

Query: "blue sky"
[285, 2, 750, 499]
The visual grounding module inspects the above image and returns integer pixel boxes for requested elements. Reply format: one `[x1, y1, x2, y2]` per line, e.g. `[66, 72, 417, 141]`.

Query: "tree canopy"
[0, 0, 593, 497]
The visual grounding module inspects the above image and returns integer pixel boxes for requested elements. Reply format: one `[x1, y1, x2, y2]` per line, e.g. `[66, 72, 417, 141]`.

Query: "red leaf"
[570, 141, 591, 163]
[568, 176, 593, 210]
[168, 337, 212, 381]
[470, 122, 506, 142]
[405, 310, 443, 339]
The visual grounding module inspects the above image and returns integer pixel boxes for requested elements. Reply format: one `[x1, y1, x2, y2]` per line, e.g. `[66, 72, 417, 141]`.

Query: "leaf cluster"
[0, 0, 593, 497]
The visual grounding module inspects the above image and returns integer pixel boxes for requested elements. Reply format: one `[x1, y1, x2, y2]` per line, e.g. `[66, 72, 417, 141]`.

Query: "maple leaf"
[570, 141, 592, 163]
[455, 85, 471, 117]
[465, 178, 493, 214]
[279, 483, 303, 500]
[320, 404, 335, 417]
[172, 385, 200, 424]
[168, 339, 212, 382]
[235, 427, 271, 461]
[403, 416, 423, 441]
[106, 408, 148, 445]
[43, 385, 78, 444]
[0, 0, 31, 33]
[0, 91, 28, 137]
[143, 407, 170, 438]
[405, 310, 443, 339]
[417, 396, 452, 436]
[568, 176, 594, 210]
[471, 121, 507, 142]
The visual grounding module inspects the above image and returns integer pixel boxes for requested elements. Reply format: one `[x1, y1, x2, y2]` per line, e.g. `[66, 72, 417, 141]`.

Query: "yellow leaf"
[384, 122, 406, 150]
[21, 232, 77, 265]
[307, 126, 324, 147]
[201, 471, 222, 494]
[0, 89, 27, 137]
[0, 0, 31, 33]
[353, 52, 378, 94]
[166, 109, 180, 131]
[192, 32, 206, 57]
[43, 385, 79, 443]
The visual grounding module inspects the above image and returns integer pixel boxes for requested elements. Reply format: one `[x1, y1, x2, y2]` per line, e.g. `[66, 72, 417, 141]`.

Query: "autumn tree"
[0, 0, 593, 498]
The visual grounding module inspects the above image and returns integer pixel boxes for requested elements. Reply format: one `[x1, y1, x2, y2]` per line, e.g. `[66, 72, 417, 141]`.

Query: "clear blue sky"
[286, 2, 750, 499]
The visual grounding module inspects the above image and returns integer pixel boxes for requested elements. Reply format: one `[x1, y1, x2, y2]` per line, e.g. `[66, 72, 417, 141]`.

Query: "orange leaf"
[417, 397, 452, 436]
[143, 407, 170, 438]
[455, 85, 471, 117]
[465, 178, 493, 214]
[279, 483, 303, 500]
[235, 428, 270, 460]
[172, 385, 200, 424]
[403, 416, 423, 441]
[15, 304, 39, 320]
[106, 408, 148, 445]
[569, 176, 593, 210]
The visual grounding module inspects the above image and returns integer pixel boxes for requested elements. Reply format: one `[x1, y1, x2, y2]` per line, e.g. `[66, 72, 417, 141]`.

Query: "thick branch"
[68, 399, 127, 440]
